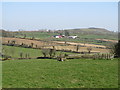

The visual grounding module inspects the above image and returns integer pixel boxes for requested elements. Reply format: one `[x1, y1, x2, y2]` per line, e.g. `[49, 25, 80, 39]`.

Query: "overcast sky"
[2, 2, 118, 31]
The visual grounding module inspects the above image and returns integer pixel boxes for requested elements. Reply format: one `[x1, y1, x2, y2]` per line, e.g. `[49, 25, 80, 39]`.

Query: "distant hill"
[53, 28, 118, 41]
[1, 28, 118, 41]
[62, 28, 117, 35]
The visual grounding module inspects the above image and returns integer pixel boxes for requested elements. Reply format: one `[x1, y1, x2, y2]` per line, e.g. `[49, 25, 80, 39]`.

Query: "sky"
[2, 2, 118, 31]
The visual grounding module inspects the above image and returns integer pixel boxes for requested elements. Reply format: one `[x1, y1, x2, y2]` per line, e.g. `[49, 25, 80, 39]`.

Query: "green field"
[14, 31, 55, 39]
[2, 45, 118, 88]
[2, 58, 118, 88]
[2, 45, 43, 58]
[2, 45, 76, 59]
[13, 30, 117, 46]
[14, 29, 117, 40]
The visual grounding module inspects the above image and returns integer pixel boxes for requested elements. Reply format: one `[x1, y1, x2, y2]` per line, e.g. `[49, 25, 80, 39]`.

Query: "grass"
[15, 31, 55, 39]
[14, 31, 118, 44]
[3, 45, 43, 58]
[2, 45, 77, 58]
[2, 58, 118, 88]
[52, 37, 112, 46]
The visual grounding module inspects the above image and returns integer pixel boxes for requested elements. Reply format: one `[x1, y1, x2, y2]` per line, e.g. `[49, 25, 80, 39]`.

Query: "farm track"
[2, 37, 109, 53]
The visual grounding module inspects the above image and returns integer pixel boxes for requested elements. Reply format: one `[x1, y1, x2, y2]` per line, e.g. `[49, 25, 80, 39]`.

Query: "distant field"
[2, 59, 118, 88]
[45, 45, 109, 53]
[2, 37, 110, 53]
[14, 31, 55, 39]
[13, 30, 117, 45]
[14, 30, 117, 40]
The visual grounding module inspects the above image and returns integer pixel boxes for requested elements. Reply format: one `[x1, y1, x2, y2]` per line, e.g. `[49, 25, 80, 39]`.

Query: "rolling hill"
[57, 28, 117, 36]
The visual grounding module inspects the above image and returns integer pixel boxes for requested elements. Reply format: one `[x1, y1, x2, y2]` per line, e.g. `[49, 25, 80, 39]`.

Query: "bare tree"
[31, 43, 34, 48]
[64, 41, 67, 46]
[76, 45, 80, 52]
[49, 49, 56, 58]
[87, 47, 92, 54]
[20, 52, 23, 59]
[11, 40, 16, 45]
[41, 48, 49, 57]
[57, 52, 66, 61]
[25, 53, 28, 59]
[52, 46, 55, 49]
[8, 40, 10, 44]
[64, 30, 70, 36]
[36, 45, 38, 48]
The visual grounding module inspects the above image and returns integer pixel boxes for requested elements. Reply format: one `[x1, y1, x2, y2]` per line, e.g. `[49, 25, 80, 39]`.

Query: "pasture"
[2, 58, 118, 88]
[12, 30, 117, 46]
[14, 30, 117, 40]
[2, 45, 77, 59]
[1, 35, 118, 88]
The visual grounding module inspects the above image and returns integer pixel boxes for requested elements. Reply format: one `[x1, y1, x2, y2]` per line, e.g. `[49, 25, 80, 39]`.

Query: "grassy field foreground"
[2, 59, 118, 88]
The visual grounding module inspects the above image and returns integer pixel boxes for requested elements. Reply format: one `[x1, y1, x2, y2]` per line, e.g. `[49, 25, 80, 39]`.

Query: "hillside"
[58, 28, 117, 36]
[53, 28, 118, 45]
[1, 28, 118, 46]
[1, 28, 117, 38]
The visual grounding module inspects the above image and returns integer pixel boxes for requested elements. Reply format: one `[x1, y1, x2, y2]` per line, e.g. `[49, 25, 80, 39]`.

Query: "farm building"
[54, 35, 63, 38]
[68, 36, 78, 39]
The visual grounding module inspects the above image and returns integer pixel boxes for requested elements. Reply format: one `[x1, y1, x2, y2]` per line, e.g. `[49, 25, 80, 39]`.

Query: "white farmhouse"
[68, 36, 78, 39]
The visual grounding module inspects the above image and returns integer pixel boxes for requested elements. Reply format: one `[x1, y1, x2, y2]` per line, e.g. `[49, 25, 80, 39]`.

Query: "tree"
[41, 48, 49, 57]
[20, 52, 23, 59]
[65, 30, 70, 36]
[49, 49, 56, 58]
[87, 47, 92, 54]
[25, 53, 27, 58]
[36, 45, 38, 48]
[41, 48, 56, 58]
[32, 36, 35, 40]
[31, 43, 34, 47]
[57, 52, 66, 61]
[60, 33, 62, 35]
[23, 34, 26, 38]
[52, 46, 55, 49]
[11, 40, 16, 45]
[110, 41, 120, 58]
[76, 45, 80, 52]
[64, 41, 67, 46]
[8, 40, 10, 44]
